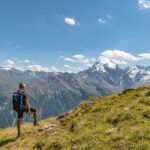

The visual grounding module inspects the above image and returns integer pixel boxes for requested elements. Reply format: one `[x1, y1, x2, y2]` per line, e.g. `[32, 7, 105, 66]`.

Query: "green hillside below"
[1, 85, 150, 150]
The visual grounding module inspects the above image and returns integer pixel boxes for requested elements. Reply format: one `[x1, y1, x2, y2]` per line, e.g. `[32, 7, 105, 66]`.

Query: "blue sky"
[1, 0, 150, 72]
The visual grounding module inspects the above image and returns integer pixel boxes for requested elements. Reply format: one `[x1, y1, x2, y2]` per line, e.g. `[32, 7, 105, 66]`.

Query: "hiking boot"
[34, 121, 39, 126]
[17, 133, 21, 138]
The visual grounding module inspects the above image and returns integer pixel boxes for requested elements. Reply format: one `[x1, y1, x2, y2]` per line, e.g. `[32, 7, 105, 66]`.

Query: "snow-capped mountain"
[0, 62, 150, 127]
[126, 65, 150, 86]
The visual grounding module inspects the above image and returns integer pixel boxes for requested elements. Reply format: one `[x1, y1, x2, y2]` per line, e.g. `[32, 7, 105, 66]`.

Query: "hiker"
[12, 83, 39, 138]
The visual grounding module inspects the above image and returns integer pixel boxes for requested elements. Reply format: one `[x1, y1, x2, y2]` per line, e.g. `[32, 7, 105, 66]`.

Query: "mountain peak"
[99, 58, 118, 69]
[90, 60, 119, 73]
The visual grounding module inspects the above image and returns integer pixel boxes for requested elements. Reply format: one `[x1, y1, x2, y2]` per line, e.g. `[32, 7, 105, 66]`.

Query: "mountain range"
[0, 61, 150, 127]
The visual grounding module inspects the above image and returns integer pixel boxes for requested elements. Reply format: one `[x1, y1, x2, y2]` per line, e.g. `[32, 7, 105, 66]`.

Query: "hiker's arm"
[25, 99, 30, 112]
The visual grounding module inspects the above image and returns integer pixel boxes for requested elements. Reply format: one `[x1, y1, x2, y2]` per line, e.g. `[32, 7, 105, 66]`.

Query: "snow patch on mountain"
[92, 62, 106, 72]
[127, 66, 140, 79]
[127, 65, 150, 84]
[100, 57, 117, 69]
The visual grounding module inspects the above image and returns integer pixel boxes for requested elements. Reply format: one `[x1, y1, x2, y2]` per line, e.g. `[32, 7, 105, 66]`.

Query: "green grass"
[1, 85, 150, 149]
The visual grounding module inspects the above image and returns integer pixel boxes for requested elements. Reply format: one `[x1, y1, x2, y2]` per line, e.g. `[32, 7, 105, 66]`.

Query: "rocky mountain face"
[0, 62, 150, 127]
[126, 65, 150, 86]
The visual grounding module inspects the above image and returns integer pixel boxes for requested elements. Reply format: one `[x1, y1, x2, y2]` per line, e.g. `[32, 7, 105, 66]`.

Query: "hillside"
[1, 85, 150, 149]
[1, 62, 150, 127]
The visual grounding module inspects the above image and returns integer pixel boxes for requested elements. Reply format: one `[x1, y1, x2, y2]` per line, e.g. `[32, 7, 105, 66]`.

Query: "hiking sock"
[34, 120, 39, 126]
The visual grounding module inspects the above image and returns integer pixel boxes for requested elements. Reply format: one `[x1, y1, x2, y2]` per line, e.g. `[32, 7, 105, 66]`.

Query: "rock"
[46, 142, 62, 150]
[69, 122, 75, 132]
[56, 113, 70, 121]
[87, 101, 94, 106]
[38, 123, 57, 132]
[105, 127, 119, 134]
[124, 107, 130, 111]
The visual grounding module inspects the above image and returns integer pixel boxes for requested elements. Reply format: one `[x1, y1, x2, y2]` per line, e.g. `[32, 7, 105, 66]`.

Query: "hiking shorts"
[17, 107, 37, 119]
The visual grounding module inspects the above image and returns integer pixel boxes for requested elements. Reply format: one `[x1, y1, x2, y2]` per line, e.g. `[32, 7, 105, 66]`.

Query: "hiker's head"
[19, 83, 26, 91]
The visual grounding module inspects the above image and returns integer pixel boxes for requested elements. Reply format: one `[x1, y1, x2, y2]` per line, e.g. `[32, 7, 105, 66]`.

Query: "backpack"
[12, 91, 25, 112]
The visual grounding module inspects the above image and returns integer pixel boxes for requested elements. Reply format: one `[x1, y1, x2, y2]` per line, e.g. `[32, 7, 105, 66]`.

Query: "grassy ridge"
[1, 85, 150, 149]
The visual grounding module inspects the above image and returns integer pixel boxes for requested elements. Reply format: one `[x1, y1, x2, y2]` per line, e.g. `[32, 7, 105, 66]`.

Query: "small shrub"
[122, 88, 135, 95]
[135, 93, 140, 97]
[143, 110, 150, 119]
[145, 91, 150, 97]
[34, 142, 45, 150]
[139, 98, 150, 105]
[46, 142, 62, 150]
[107, 112, 134, 125]
[135, 141, 149, 150]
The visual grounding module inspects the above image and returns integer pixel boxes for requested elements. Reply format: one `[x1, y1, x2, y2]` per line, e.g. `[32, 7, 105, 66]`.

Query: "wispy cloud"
[17, 59, 30, 64]
[98, 15, 112, 24]
[106, 15, 112, 19]
[139, 0, 150, 9]
[64, 64, 82, 73]
[60, 56, 76, 62]
[98, 18, 107, 24]
[60, 54, 96, 67]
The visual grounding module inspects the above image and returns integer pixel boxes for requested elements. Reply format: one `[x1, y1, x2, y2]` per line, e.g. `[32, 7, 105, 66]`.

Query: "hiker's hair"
[19, 83, 26, 89]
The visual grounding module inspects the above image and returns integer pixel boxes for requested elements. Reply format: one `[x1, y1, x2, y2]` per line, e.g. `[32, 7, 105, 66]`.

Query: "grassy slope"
[1, 85, 150, 150]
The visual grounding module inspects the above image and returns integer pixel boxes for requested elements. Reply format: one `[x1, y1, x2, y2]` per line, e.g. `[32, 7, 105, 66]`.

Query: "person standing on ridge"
[12, 83, 39, 138]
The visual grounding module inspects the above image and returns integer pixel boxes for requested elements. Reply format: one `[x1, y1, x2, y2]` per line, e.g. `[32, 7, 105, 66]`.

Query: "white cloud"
[60, 54, 96, 67]
[3, 59, 15, 67]
[2, 59, 25, 71]
[72, 54, 85, 60]
[99, 56, 127, 66]
[64, 64, 82, 73]
[139, 0, 150, 9]
[2, 59, 60, 72]
[99, 50, 150, 66]
[98, 18, 107, 24]
[60, 56, 76, 62]
[107, 15, 112, 19]
[26, 65, 59, 72]
[26, 65, 50, 72]
[139, 53, 150, 59]
[64, 64, 73, 68]
[72, 54, 90, 65]
[17, 59, 30, 64]
[101, 50, 139, 62]
[50, 66, 59, 72]
[65, 17, 76, 26]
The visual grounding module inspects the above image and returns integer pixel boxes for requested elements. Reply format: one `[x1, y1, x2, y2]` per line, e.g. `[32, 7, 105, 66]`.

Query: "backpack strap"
[20, 92, 23, 111]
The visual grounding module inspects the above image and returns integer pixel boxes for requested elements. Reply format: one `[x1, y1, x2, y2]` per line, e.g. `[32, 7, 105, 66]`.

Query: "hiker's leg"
[30, 107, 38, 125]
[17, 119, 21, 135]
[17, 112, 23, 137]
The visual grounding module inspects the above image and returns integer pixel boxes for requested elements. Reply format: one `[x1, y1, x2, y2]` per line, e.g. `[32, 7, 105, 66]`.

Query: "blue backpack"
[12, 91, 25, 112]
